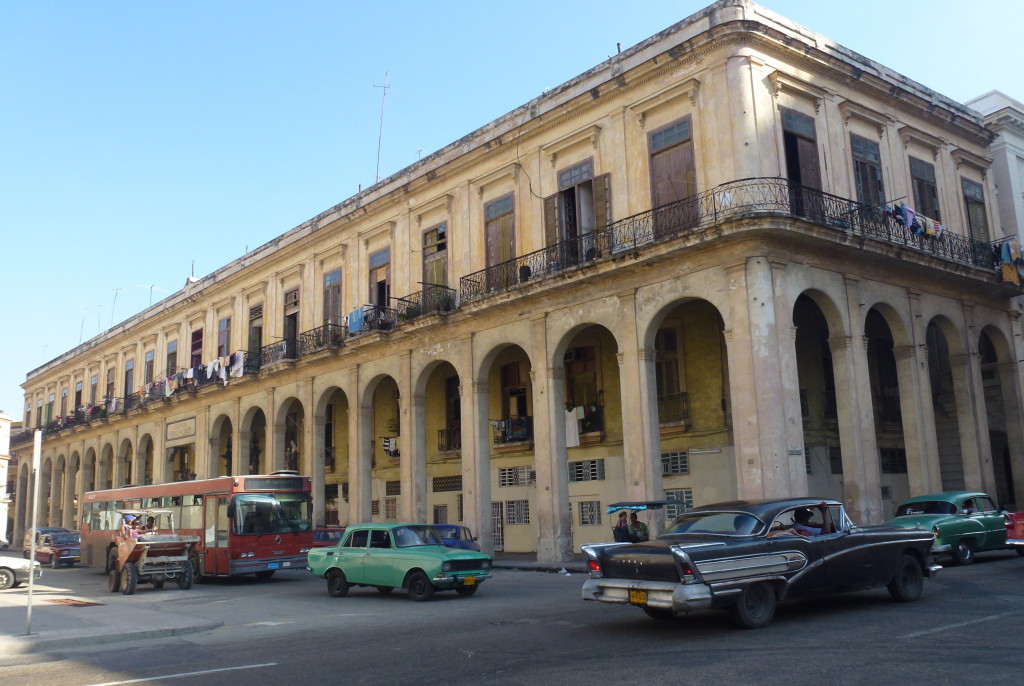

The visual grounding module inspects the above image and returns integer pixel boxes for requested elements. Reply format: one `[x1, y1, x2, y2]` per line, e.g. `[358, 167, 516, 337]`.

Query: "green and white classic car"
[306, 522, 492, 600]
[887, 491, 1011, 565]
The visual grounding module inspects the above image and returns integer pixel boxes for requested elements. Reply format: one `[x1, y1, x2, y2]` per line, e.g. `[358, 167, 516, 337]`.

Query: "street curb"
[0, 619, 224, 657]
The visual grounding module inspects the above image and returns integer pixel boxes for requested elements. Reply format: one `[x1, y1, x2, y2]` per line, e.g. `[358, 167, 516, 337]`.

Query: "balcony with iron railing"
[347, 304, 398, 336]
[437, 427, 462, 452]
[460, 177, 1002, 303]
[299, 323, 347, 355]
[657, 391, 690, 426]
[260, 338, 299, 366]
[492, 415, 532, 445]
[394, 283, 458, 322]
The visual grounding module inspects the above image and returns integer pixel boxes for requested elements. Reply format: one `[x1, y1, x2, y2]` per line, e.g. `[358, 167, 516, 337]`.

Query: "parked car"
[23, 527, 70, 550]
[887, 491, 1014, 565]
[1005, 511, 1024, 555]
[307, 522, 492, 601]
[27, 531, 81, 568]
[581, 498, 939, 629]
[433, 524, 481, 551]
[312, 526, 346, 547]
[0, 555, 43, 590]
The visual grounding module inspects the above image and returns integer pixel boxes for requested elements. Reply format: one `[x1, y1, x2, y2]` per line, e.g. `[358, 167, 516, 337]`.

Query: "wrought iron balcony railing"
[244, 349, 262, 374]
[492, 415, 532, 444]
[437, 427, 462, 452]
[260, 338, 299, 365]
[347, 304, 398, 335]
[300, 323, 347, 355]
[460, 177, 1000, 303]
[657, 391, 690, 425]
[394, 283, 458, 322]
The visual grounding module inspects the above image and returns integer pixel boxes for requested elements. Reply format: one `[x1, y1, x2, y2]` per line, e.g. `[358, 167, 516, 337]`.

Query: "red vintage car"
[27, 531, 81, 568]
[312, 526, 346, 547]
[1006, 512, 1024, 555]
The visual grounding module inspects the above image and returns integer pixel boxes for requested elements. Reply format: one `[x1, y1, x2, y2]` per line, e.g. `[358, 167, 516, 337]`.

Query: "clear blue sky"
[1, 1, 1019, 421]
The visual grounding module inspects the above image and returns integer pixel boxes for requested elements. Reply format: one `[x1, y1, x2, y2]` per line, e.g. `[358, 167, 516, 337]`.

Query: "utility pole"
[374, 71, 390, 184]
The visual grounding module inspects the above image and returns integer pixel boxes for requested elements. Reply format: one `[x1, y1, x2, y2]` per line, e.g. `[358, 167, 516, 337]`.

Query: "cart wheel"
[177, 562, 194, 590]
[105, 548, 117, 574]
[108, 569, 121, 593]
[121, 562, 139, 595]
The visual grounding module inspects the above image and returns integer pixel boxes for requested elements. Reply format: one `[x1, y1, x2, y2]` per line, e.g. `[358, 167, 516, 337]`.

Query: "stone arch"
[313, 385, 351, 526]
[274, 396, 306, 474]
[241, 405, 269, 475]
[137, 434, 155, 486]
[117, 437, 134, 487]
[209, 414, 233, 477]
[978, 324, 1021, 507]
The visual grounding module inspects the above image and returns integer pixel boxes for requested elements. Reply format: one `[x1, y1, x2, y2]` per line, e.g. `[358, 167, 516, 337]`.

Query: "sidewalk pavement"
[0, 551, 585, 657]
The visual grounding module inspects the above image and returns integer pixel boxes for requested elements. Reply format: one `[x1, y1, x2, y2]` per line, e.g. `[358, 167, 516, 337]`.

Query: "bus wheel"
[120, 562, 139, 595]
[108, 569, 121, 593]
[177, 563, 195, 590]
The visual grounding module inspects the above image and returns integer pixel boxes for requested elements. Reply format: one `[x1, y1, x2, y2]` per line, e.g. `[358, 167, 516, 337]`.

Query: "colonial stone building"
[11, 0, 1024, 562]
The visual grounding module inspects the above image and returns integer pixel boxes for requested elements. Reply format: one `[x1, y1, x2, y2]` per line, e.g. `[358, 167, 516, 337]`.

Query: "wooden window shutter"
[593, 174, 610, 231]
[796, 136, 822, 190]
[543, 193, 559, 247]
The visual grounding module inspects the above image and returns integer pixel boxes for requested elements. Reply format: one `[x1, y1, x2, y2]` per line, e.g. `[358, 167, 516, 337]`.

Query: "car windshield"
[665, 511, 764, 536]
[234, 493, 313, 535]
[392, 525, 442, 548]
[894, 501, 957, 516]
[51, 533, 79, 545]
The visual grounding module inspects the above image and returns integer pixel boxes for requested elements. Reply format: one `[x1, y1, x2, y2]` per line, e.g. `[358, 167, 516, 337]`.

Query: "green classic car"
[887, 491, 1010, 565]
[306, 522, 493, 600]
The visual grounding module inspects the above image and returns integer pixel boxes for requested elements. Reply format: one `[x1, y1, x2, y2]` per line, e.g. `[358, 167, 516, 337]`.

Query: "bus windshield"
[234, 493, 313, 535]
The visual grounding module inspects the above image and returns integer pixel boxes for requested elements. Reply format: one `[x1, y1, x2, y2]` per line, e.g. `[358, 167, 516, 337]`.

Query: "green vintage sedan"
[306, 522, 492, 600]
[887, 491, 1010, 565]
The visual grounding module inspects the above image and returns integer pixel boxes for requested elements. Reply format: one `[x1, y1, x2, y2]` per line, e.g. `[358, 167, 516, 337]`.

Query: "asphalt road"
[2, 551, 1023, 685]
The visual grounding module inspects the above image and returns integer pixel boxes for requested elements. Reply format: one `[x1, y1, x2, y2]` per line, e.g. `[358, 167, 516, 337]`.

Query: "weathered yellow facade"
[12, 1, 1024, 562]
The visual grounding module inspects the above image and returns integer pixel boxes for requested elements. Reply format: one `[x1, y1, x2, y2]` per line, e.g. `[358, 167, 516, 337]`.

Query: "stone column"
[723, 257, 789, 499]
[949, 352, 990, 491]
[893, 345, 938, 495]
[49, 464, 62, 528]
[312, 414, 326, 527]
[906, 292, 942, 491]
[63, 457, 78, 529]
[616, 291, 662, 521]
[350, 367, 373, 523]
[771, 260, 807, 494]
[237, 430, 252, 476]
[997, 360, 1024, 508]
[531, 317, 571, 564]
[460, 335, 492, 553]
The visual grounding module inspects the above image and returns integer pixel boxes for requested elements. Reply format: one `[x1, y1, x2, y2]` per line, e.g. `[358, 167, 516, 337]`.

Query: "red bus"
[80, 472, 313, 579]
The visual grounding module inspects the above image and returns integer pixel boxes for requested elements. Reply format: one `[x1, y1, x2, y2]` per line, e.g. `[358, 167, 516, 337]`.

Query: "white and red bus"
[81, 472, 313, 579]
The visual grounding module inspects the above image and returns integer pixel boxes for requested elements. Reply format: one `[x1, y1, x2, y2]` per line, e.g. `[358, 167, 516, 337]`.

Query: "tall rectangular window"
[484, 195, 515, 274]
[368, 250, 390, 307]
[781, 108, 822, 191]
[46, 394, 54, 423]
[124, 359, 134, 396]
[75, 381, 83, 408]
[105, 369, 115, 400]
[144, 350, 155, 384]
[166, 341, 177, 374]
[422, 224, 448, 287]
[248, 305, 263, 352]
[217, 317, 231, 357]
[544, 160, 610, 262]
[910, 156, 940, 220]
[962, 178, 990, 244]
[851, 134, 884, 206]
[60, 389, 68, 416]
[323, 270, 343, 325]
[90, 375, 98, 405]
[655, 327, 685, 423]
[36, 399, 43, 427]
[190, 329, 203, 368]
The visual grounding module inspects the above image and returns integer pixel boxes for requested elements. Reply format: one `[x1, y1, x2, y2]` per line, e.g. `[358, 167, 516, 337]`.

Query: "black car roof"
[690, 498, 842, 520]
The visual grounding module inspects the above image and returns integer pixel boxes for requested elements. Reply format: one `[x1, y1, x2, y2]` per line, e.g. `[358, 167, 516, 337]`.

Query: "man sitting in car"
[791, 508, 824, 536]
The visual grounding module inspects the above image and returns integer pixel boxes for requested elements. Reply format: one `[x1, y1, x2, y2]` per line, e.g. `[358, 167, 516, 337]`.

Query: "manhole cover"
[44, 598, 104, 607]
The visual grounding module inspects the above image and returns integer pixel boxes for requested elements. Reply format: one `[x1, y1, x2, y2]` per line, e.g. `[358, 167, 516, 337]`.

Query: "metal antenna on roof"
[374, 71, 390, 183]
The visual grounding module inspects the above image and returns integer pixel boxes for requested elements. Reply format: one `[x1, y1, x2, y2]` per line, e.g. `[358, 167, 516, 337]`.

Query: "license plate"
[628, 589, 647, 606]
[283, 561, 291, 567]
[463, 576, 476, 586]
[268, 562, 280, 570]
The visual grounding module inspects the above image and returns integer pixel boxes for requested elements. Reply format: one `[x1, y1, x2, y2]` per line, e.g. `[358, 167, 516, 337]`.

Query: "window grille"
[805, 448, 813, 475]
[665, 489, 693, 520]
[577, 501, 601, 526]
[499, 466, 536, 487]
[385, 480, 401, 496]
[370, 499, 380, 515]
[830, 446, 843, 475]
[284, 288, 299, 308]
[384, 497, 397, 520]
[569, 459, 605, 482]
[341, 482, 349, 501]
[661, 451, 689, 475]
[432, 475, 463, 492]
[505, 499, 530, 525]
[879, 448, 908, 474]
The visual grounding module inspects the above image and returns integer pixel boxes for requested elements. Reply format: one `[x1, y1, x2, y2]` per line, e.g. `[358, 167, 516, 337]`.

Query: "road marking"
[899, 612, 1015, 638]
[248, 620, 294, 626]
[84, 662, 277, 685]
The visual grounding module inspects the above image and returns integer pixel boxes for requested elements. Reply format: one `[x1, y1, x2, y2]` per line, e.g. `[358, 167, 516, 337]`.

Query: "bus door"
[203, 495, 230, 575]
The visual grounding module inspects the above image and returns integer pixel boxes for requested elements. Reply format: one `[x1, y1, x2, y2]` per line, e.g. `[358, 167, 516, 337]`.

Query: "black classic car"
[582, 498, 940, 628]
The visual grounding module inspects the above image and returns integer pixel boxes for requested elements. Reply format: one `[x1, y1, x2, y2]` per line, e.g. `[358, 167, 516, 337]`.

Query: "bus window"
[233, 493, 312, 535]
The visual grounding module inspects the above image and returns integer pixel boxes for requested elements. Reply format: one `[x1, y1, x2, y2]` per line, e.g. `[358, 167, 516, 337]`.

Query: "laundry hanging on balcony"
[998, 239, 1023, 285]
[884, 203, 943, 238]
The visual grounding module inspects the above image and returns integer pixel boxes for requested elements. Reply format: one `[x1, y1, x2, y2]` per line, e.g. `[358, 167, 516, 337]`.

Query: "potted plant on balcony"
[435, 293, 455, 313]
[399, 303, 422, 321]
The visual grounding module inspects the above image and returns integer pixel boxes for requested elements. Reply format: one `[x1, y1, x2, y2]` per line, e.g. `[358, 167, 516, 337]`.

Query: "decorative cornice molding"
[767, 70, 827, 113]
[627, 77, 701, 129]
[541, 124, 602, 168]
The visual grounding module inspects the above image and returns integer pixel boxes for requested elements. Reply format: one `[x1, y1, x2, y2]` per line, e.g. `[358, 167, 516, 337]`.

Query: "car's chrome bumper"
[1006, 538, 1024, 548]
[931, 543, 951, 553]
[582, 577, 712, 613]
[432, 572, 492, 587]
[926, 563, 942, 577]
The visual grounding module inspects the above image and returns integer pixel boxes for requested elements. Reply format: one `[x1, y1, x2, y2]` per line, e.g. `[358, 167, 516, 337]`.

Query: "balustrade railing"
[657, 392, 690, 425]
[460, 177, 1000, 303]
[300, 323, 347, 355]
[394, 284, 457, 321]
[347, 304, 398, 335]
[437, 427, 462, 452]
